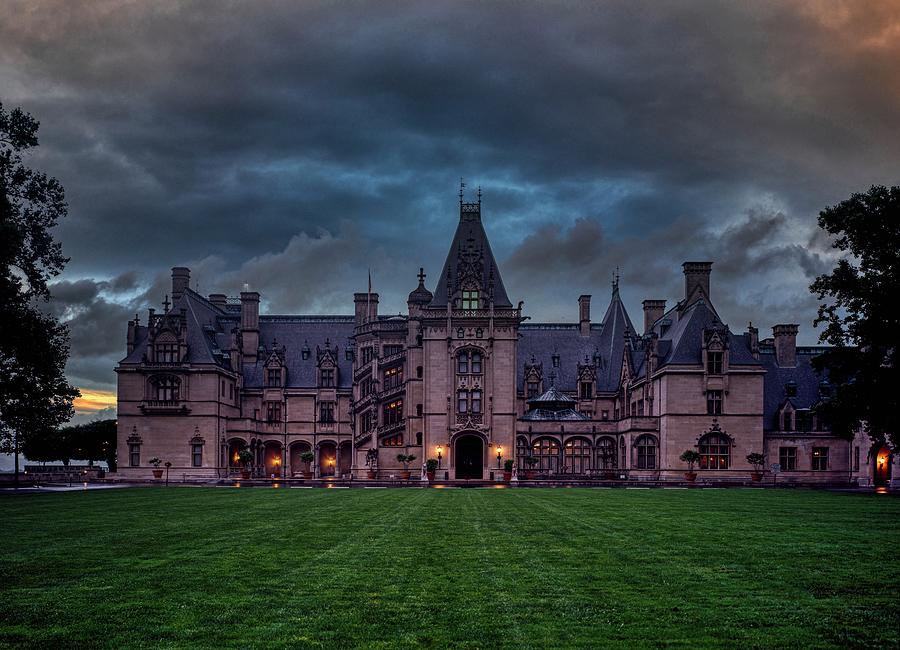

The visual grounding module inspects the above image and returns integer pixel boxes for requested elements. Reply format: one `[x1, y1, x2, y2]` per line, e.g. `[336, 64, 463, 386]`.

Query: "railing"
[141, 361, 188, 369]
[456, 412, 483, 425]
[139, 400, 191, 414]
[377, 384, 405, 402]
[450, 308, 522, 319]
[378, 351, 405, 367]
[355, 320, 409, 335]
[376, 420, 405, 438]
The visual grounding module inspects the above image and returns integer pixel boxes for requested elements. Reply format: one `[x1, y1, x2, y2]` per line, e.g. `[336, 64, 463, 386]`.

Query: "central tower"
[420, 191, 523, 480]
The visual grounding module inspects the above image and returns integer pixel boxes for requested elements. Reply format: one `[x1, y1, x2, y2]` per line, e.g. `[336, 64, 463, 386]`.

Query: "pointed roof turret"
[595, 278, 637, 392]
[428, 191, 512, 308]
[408, 267, 434, 305]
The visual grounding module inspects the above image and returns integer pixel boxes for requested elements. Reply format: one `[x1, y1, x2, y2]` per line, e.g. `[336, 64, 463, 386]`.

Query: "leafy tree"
[810, 185, 899, 446]
[22, 420, 117, 470]
[0, 103, 79, 483]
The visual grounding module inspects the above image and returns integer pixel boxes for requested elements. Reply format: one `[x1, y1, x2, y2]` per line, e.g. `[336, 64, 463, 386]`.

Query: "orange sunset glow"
[73, 388, 117, 413]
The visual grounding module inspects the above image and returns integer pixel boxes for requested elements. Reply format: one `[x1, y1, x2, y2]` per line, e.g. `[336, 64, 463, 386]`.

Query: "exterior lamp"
[496, 446, 503, 468]
[437, 445, 443, 468]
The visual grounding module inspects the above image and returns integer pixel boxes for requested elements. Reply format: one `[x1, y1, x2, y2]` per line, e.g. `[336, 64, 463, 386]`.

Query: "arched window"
[152, 376, 180, 401]
[516, 436, 529, 469]
[635, 435, 657, 470]
[531, 437, 561, 474]
[596, 437, 617, 470]
[699, 432, 730, 469]
[563, 438, 591, 474]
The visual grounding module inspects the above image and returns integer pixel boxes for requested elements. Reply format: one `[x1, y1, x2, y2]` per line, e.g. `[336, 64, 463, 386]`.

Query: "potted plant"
[148, 457, 164, 479]
[238, 448, 253, 479]
[746, 452, 766, 482]
[680, 450, 700, 482]
[300, 451, 315, 479]
[396, 453, 416, 480]
[426, 458, 439, 482]
[365, 448, 378, 480]
[523, 456, 539, 479]
[503, 459, 514, 482]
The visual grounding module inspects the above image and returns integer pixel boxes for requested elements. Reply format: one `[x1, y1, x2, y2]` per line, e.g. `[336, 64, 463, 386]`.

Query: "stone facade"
[115, 197, 897, 486]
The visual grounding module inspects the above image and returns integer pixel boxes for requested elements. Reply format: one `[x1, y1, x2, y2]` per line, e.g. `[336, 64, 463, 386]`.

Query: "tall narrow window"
[153, 376, 180, 402]
[812, 447, 828, 471]
[471, 390, 482, 414]
[129, 444, 140, 467]
[457, 391, 468, 413]
[191, 444, 203, 467]
[457, 353, 469, 374]
[527, 381, 539, 398]
[707, 351, 723, 374]
[319, 402, 335, 423]
[854, 446, 860, 471]
[383, 366, 403, 390]
[267, 368, 281, 387]
[706, 390, 723, 415]
[597, 437, 617, 470]
[783, 411, 793, 431]
[635, 435, 657, 469]
[266, 402, 282, 422]
[320, 368, 335, 388]
[580, 382, 593, 399]
[471, 352, 482, 374]
[383, 399, 403, 426]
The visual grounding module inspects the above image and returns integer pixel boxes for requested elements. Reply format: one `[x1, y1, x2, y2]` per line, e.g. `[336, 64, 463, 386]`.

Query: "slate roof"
[760, 346, 829, 431]
[429, 203, 512, 308]
[517, 288, 635, 394]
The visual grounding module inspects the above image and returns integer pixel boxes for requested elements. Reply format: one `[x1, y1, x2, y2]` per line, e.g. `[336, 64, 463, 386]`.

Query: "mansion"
[115, 195, 895, 487]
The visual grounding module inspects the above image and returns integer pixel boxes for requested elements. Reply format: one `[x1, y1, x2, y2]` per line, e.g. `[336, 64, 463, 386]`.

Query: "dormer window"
[707, 351, 723, 374]
[320, 368, 335, 388]
[552, 354, 560, 368]
[267, 368, 282, 387]
[345, 349, 354, 362]
[580, 382, 593, 399]
[527, 381, 539, 399]
[302, 346, 311, 360]
[461, 290, 479, 310]
[785, 381, 798, 398]
[155, 339, 179, 363]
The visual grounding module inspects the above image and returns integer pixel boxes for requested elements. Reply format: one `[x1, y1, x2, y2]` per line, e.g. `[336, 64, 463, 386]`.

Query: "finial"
[162, 294, 171, 312]
[417, 267, 426, 285]
[459, 177, 465, 203]
[549, 370, 557, 387]
[477, 185, 482, 204]
[612, 266, 620, 293]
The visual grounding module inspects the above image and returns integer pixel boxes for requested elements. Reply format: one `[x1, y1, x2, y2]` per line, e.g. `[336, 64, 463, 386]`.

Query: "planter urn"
[751, 472, 763, 482]
[241, 469, 251, 480]
[399, 470, 411, 480]
[684, 472, 698, 482]
[152, 469, 163, 479]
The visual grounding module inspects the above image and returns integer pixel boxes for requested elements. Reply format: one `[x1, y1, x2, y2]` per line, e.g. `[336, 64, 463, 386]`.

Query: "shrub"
[679, 450, 701, 472]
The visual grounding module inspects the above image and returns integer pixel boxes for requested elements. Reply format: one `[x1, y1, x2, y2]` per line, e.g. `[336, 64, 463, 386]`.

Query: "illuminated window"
[383, 366, 404, 390]
[699, 433, 730, 469]
[461, 290, 479, 310]
[706, 390, 723, 415]
[382, 433, 403, 447]
[563, 438, 591, 474]
[812, 447, 828, 471]
[707, 351, 723, 374]
[635, 435, 657, 469]
[383, 399, 403, 426]
[779, 446, 796, 471]
[531, 438, 561, 473]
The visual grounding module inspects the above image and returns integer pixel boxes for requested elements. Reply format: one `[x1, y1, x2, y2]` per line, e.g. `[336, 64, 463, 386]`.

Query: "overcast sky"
[2, 0, 899, 423]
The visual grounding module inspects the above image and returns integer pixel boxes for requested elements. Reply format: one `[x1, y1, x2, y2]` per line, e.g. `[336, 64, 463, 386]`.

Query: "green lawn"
[1, 487, 898, 649]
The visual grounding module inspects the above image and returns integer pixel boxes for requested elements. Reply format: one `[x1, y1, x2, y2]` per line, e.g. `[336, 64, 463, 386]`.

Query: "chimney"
[171, 267, 191, 301]
[578, 295, 591, 336]
[682, 262, 712, 305]
[747, 323, 759, 359]
[772, 324, 799, 367]
[642, 299, 666, 333]
[240, 291, 260, 360]
[126, 314, 138, 355]
[208, 293, 227, 309]
[353, 292, 379, 327]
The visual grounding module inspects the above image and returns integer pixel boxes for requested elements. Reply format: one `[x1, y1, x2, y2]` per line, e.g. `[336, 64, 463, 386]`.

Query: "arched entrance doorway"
[319, 442, 337, 477]
[455, 434, 483, 479]
[263, 441, 282, 477]
[290, 442, 312, 476]
[227, 439, 247, 473]
[874, 445, 893, 486]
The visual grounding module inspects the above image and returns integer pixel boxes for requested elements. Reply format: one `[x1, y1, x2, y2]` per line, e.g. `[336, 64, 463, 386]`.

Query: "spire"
[428, 186, 512, 308]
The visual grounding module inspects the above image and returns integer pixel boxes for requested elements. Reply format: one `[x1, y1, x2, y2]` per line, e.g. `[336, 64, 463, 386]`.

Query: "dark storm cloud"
[3, 0, 900, 400]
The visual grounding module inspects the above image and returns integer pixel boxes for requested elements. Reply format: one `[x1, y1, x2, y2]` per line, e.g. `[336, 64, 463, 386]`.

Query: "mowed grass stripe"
[0, 488, 897, 649]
